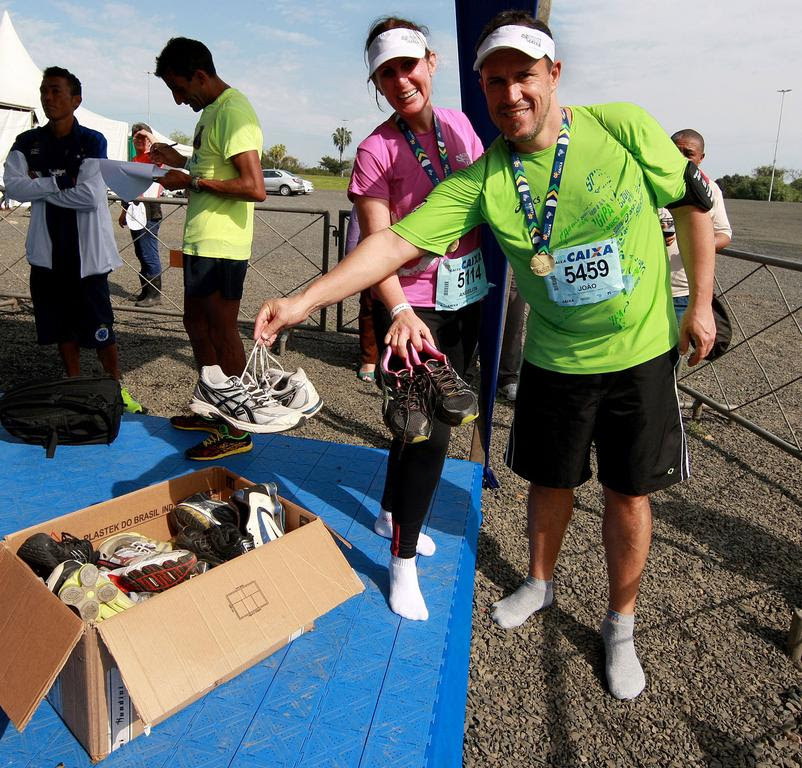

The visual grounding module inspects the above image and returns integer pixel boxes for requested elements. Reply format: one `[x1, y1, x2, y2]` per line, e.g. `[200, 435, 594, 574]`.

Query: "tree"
[264, 143, 287, 168]
[318, 155, 350, 175]
[331, 126, 352, 165]
[716, 168, 802, 202]
[169, 130, 192, 145]
[282, 156, 302, 173]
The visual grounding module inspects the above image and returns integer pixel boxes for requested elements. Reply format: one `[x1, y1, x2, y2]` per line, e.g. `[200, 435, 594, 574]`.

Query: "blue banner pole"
[454, 0, 539, 489]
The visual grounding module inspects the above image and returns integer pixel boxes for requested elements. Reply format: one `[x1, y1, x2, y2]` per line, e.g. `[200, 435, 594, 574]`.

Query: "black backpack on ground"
[0, 377, 124, 458]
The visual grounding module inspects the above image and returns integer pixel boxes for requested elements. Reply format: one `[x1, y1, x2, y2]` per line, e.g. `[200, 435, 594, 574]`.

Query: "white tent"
[0, 10, 128, 162]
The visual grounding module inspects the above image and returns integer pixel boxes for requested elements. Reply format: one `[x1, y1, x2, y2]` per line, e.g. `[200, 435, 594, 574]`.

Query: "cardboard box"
[0, 466, 364, 761]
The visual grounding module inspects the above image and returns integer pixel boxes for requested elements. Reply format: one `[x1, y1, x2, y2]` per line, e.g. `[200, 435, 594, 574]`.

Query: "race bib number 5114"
[544, 238, 624, 306]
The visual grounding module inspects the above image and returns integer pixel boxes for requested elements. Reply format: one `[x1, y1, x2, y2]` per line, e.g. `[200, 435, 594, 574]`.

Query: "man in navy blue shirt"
[4, 67, 143, 412]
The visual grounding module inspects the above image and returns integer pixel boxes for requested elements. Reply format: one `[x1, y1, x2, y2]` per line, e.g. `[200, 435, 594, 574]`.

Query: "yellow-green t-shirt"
[184, 88, 263, 260]
[391, 103, 688, 374]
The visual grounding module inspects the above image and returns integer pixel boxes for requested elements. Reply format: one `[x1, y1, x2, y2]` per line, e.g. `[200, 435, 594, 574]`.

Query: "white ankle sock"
[490, 576, 553, 629]
[374, 509, 436, 556]
[389, 556, 428, 621]
[601, 610, 646, 700]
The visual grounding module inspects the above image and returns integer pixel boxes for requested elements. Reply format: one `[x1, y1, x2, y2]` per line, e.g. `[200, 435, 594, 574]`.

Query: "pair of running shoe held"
[188, 343, 323, 437]
[379, 340, 478, 444]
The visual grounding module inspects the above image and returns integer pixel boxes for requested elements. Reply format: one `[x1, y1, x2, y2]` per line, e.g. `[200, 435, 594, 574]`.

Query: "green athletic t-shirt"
[184, 88, 263, 260]
[391, 103, 689, 374]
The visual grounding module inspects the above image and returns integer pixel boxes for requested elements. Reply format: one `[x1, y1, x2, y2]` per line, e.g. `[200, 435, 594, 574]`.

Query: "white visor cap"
[367, 28, 428, 78]
[473, 25, 555, 71]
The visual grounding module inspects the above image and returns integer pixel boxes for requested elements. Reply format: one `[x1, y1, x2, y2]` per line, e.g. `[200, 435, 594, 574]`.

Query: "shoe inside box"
[0, 466, 362, 760]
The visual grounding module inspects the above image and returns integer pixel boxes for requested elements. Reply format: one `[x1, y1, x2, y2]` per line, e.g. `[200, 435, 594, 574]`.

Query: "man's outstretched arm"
[254, 229, 424, 350]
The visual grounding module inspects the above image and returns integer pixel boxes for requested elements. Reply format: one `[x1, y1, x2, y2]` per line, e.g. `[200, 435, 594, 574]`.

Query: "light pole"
[768, 88, 792, 202]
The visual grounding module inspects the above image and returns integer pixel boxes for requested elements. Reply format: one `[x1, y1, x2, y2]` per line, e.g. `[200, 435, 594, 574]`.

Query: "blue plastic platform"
[0, 415, 482, 768]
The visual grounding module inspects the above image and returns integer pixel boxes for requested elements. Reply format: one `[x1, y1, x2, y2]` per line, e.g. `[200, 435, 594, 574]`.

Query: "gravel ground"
[1, 195, 801, 768]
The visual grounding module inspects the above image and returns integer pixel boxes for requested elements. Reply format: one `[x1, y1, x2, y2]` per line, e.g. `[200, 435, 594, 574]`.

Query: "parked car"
[262, 169, 313, 196]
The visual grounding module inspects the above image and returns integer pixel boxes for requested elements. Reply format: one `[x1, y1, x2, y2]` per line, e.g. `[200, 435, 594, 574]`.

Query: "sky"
[3, 0, 799, 180]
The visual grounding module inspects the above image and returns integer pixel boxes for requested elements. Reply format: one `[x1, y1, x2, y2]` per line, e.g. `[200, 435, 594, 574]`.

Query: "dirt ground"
[0, 195, 800, 767]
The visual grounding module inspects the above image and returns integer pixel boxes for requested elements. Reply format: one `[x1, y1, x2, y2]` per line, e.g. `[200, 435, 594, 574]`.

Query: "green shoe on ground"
[121, 386, 145, 414]
[185, 424, 252, 461]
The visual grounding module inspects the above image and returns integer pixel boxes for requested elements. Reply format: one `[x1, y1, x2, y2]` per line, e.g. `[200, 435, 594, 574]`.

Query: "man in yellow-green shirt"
[151, 37, 265, 460]
[253, 11, 718, 700]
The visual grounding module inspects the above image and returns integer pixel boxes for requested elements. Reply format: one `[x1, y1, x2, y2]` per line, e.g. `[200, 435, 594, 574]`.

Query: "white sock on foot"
[601, 610, 646, 700]
[490, 576, 553, 629]
[389, 555, 428, 621]
[374, 509, 436, 556]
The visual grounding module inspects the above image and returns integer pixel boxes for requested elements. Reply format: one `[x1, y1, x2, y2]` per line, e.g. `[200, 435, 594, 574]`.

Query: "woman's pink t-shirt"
[348, 107, 484, 308]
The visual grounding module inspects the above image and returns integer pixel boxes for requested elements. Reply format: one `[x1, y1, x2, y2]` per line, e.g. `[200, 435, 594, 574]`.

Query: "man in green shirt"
[254, 11, 716, 699]
[150, 37, 266, 460]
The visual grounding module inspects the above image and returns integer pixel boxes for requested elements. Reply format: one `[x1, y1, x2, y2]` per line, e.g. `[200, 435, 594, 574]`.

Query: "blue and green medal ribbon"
[507, 109, 571, 276]
[394, 111, 452, 187]
[395, 110, 460, 252]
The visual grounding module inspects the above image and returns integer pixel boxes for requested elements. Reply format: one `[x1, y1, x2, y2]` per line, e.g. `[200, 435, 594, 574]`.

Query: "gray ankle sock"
[490, 576, 553, 629]
[601, 610, 646, 700]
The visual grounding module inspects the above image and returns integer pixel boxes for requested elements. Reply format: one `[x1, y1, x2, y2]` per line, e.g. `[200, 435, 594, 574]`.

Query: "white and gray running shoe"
[248, 343, 323, 418]
[230, 482, 285, 547]
[262, 367, 323, 417]
[96, 532, 173, 569]
[190, 365, 304, 434]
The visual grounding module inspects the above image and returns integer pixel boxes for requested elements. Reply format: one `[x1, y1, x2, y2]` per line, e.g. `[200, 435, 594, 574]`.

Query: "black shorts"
[30, 266, 115, 349]
[183, 255, 248, 300]
[504, 350, 687, 496]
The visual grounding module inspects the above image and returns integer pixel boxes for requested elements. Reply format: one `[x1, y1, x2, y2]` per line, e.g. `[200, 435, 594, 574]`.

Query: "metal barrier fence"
[0, 195, 334, 349]
[677, 248, 801, 460]
[335, 208, 360, 335]
[1, 200, 799, 460]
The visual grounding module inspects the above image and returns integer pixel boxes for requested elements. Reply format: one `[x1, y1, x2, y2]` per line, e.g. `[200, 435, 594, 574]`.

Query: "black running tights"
[372, 300, 480, 558]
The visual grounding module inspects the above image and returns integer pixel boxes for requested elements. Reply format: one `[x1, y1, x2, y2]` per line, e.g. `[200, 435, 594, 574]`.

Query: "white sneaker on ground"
[190, 365, 304, 434]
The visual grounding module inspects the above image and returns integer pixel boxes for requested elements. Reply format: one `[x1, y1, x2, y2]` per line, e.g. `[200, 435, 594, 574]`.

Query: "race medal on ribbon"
[510, 109, 572, 281]
[446, 239, 460, 254]
[530, 250, 555, 277]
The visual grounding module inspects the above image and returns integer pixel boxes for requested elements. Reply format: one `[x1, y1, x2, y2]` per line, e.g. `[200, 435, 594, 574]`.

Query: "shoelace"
[185, 529, 219, 559]
[116, 540, 159, 556]
[425, 360, 467, 396]
[397, 369, 430, 414]
[60, 532, 93, 562]
[211, 524, 253, 554]
[199, 430, 245, 449]
[255, 342, 287, 390]
[241, 343, 286, 404]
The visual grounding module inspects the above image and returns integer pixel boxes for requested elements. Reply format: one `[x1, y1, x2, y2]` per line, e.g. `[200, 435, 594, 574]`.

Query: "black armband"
[666, 161, 713, 211]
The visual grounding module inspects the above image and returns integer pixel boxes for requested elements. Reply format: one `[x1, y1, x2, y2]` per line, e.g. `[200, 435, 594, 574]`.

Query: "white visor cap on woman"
[367, 28, 428, 78]
[473, 25, 555, 71]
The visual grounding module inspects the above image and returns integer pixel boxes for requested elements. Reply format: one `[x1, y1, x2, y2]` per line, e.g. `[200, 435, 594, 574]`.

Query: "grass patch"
[303, 175, 349, 191]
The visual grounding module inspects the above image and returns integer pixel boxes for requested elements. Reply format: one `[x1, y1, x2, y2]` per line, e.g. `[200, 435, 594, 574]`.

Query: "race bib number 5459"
[544, 238, 624, 306]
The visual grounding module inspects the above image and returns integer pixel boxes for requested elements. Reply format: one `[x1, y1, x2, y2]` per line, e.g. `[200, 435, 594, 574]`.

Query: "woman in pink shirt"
[348, 17, 484, 621]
